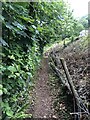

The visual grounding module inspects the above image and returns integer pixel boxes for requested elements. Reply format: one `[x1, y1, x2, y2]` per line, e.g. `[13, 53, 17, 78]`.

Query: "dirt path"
[33, 57, 55, 118]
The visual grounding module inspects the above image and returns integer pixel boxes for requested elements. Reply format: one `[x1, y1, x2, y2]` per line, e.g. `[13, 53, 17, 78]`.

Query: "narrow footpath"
[33, 57, 56, 118]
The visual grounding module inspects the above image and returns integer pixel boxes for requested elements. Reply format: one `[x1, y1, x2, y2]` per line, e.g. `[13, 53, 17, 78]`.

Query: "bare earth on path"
[33, 57, 56, 118]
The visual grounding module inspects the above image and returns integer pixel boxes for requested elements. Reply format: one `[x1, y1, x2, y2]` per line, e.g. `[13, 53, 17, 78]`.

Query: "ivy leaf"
[37, 26, 43, 32]
[3, 88, 8, 94]
[26, 72, 33, 78]
[7, 66, 17, 72]
[6, 110, 13, 117]
[8, 55, 15, 60]
[15, 73, 20, 76]
[19, 16, 34, 23]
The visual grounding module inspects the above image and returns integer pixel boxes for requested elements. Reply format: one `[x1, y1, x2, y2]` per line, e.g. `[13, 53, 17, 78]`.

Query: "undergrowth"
[48, 72, 73, 120]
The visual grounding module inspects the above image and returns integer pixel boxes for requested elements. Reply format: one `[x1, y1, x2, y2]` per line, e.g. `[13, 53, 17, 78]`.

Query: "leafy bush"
[1, 42, 40, 119]
[1, 2, 41, 119]
[0, 1, 84, 119]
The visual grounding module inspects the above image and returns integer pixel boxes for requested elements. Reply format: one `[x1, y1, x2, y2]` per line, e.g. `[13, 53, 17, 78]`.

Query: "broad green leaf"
[8, 55, 15, 60]
[0, 65, 6, 72]
[19, 16, 34, 23]
[6, 110, 13, 117]
[7, 66, 17, 72]
[37, 26, 43, 32]
[3, 88, 8, 94]
[26, 72, 33, 78]
[15, 73, 20, 76]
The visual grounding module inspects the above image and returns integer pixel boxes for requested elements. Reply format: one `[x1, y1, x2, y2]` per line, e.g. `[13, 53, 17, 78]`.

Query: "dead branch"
[49, 53, 89, 119]
[60, 58, 89, 119]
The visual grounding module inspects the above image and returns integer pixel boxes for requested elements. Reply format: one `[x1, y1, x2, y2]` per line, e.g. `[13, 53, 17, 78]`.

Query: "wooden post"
[49, 55, 89, 119]
[60, 58, 89, 119]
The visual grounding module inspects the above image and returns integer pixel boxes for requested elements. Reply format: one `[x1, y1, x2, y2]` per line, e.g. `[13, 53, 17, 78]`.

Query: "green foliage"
[1, 43, 40, 119]
[1, 2, 40, 119]
[1, 1, 84, 119]
[79, 15, 88, 29]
